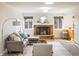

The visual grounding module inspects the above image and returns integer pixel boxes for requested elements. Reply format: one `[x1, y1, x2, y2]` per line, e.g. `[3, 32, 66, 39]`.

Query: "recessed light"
[45, 2, 54, 5]
[40, 7, 52, 10]
[43, 9, 48, 13]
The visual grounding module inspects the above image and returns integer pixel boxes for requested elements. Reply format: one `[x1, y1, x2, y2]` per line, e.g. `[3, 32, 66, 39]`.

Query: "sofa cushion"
[13, 32, 24, 40]
[19, 32, 27, 39]
[9, 33, 21, 41]
[7, 35, 14, 41]
[9, 34, 15, 41]
[13, 36, 21, 41]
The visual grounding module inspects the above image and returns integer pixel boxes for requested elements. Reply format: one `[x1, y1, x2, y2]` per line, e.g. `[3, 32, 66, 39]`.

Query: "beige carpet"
[59, 39, 79, 56]
[52, 41, 71, 56]
[3, 39, 73, 56]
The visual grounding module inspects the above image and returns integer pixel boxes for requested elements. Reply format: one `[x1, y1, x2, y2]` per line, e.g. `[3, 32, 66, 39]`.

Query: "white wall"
[23, 13, 74, 38]
[74, 13, 79, 45]
[0, 3, 23, 55]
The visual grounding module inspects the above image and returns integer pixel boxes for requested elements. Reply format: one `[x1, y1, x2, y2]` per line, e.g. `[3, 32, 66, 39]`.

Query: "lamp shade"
[13, 21, 20, 26]
[12, 18, 20, 26]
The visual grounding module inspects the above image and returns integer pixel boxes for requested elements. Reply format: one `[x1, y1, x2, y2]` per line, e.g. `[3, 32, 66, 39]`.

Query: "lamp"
[2, 18, 20, 40]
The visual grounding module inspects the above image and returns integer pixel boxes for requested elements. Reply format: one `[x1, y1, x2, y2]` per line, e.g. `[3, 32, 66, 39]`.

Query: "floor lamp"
[2, 18, 20, 41]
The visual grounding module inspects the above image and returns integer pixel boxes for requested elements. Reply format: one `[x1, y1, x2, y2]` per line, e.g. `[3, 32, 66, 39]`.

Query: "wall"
[23, 13, 74, 38]
[63, 14, 74, 29]
[0, 3, 23, 55]
[69, 9, 79, 45]
[23, 13, 54, 36]
[74, 13, 79, 45]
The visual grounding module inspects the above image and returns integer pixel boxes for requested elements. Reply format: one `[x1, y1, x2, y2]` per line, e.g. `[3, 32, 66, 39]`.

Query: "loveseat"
[5, 32, 28, 53]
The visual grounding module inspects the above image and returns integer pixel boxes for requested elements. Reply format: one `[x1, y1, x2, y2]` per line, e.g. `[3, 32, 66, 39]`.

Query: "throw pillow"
[19, 32, 27, 39]
[10, 33, 21, 41]
[7, 35, 14, 41]
[14, 32, 23, 40]
[13, 36, 21, 41]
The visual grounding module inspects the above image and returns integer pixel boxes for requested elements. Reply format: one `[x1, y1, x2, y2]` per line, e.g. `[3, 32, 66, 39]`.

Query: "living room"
[0, 2, 79, 56]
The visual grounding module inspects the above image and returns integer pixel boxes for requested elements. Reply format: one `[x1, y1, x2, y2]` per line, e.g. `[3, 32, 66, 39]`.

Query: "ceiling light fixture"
[43, 9, 48, 13]
[40, 7, 52, 10]
[45, 2, 54, 5]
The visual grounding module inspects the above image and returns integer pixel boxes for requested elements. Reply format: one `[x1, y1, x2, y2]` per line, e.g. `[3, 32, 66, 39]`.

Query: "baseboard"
[0, 49, 7, 56]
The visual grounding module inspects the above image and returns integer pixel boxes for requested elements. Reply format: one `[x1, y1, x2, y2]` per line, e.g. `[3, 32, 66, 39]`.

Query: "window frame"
[24, 16, 33, 29]
[54, 16, 63, 29]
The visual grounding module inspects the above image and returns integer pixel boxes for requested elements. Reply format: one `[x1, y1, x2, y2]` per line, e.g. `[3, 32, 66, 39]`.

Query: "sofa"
[5, 32, 28, 53]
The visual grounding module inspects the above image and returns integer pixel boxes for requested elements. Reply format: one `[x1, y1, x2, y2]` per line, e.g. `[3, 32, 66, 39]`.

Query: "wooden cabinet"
[61, 30, 70, 40]
[68, 29, 74, 41]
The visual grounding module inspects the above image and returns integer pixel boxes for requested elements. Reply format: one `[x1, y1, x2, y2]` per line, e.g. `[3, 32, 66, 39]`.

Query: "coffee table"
[37, 40, 47, 43]
[28, 36, 39, 45]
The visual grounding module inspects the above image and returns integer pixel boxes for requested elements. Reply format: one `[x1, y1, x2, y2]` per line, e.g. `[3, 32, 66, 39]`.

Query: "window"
[29, 22, 32, 28]
[24, 16, 33, 29]
[25, 22, 28, 28]
[54, 16, 63, 29]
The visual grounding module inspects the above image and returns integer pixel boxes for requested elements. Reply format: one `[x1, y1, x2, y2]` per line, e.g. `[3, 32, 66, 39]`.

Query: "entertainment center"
[34, 25, 53, 39]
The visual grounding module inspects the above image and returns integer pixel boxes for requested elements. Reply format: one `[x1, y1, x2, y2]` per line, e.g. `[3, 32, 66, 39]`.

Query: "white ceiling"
[3, 2, 79, 14]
